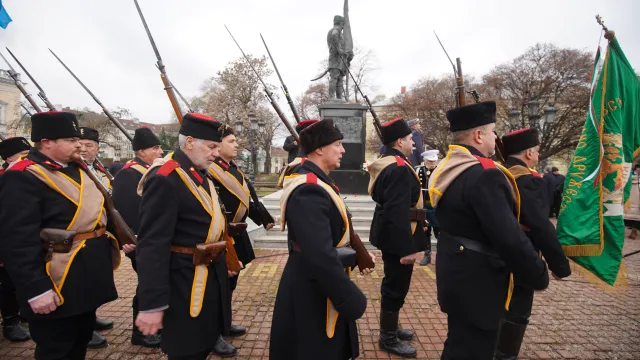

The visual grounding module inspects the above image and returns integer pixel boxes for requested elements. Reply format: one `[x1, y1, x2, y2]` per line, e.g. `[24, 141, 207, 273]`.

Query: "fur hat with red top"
[299, 119, 344, 155]
[30, 111, 81, 142]
[382, 117, 412, 145]
[501, 128, 540, 158]
[132, 127, 161, 151]
[179, 113, 223, 142]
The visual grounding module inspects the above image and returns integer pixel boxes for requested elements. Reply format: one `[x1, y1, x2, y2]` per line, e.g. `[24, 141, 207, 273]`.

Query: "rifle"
[1, 52, 42, 112]
[433, 32, 506, 162]
[260, 34, 301, 124]
[133, 0, 184, 122]
[346, 205, 375, 272]
[224, 25, 300, 145]
[6, 49, 136, 247]
[6, 48, 56, 111]
[341, 57, 383, 141]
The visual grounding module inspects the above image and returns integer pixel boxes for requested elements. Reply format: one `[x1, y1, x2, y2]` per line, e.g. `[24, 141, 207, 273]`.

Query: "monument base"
[318, 102, 369, 194]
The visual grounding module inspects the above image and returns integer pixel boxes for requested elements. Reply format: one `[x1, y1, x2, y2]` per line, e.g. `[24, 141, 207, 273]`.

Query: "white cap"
[421, 149, 439, 161]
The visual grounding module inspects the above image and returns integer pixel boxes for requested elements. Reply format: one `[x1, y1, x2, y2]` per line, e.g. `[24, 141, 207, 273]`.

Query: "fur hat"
[446, 101, 496, 132]
[31, 111, 81, 142]
[179, 113, 223, 142]
[501, 128, 540, 158]
[295, 119, 320, 134]
[382, 117, 412, 145]
[79, 127, 100, 143]
[0, 137, 31, 160]
[132, 127, 161, 151]
[300, 119, 344, 154]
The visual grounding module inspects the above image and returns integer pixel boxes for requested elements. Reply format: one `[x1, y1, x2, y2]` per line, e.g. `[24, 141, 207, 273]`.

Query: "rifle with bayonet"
[433, 32, 506, 163]
[133, 0, 184, 122]
[260, 34, 301, 124]
[1, 52, 42, 111]
[225, 25, 300, 145]
[5, 49, 136, 247]
[6, 48, 56, 111]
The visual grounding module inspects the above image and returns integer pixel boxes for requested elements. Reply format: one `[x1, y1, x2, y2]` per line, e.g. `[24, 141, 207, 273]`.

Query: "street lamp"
[508, 108, 521, 129]
[543, 103, 557, 128]
[234, 120, 243, 133]
[528, 97, 541, 130]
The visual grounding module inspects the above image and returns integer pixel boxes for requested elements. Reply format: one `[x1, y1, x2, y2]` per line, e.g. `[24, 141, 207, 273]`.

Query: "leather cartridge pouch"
[193, 242, 227, 266]
[227, 222, 248, 237]
[40, 228, 77, 262]
[408, 208, 427, 222]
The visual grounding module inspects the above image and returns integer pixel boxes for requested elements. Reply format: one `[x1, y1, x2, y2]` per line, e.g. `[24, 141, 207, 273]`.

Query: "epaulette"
[473, 155, 497, 170]
[8, 159, 36, 171]
[0, 169, 5, 176]
[157, 160, 180, 177]
[395, 156, 406, 167]
[306, 173, 318, 184]
[123, 161, 138, 170]
[215, 159, 230, 171]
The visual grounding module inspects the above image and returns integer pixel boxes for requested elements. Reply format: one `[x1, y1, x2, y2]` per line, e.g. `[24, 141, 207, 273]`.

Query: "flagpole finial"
[595, 15, 615, 40]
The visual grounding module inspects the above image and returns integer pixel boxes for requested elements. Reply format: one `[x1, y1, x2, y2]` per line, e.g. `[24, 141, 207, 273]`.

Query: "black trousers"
[0, 267, 20, 320]
[424, 226, 440, 258]
[441, 314, 498, 360]
[29, 311, 96, 360]
[505, 284, 534, 322]
[128, 254, 140, 327]
[380, 252, 414, 312]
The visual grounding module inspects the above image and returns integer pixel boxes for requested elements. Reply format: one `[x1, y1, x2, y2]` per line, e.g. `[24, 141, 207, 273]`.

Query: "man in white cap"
[417, 149, 439, 266]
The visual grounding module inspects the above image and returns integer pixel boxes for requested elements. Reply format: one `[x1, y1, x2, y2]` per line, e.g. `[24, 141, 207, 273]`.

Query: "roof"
[270, 147, 287, 157]
[61, 108, 179, 133]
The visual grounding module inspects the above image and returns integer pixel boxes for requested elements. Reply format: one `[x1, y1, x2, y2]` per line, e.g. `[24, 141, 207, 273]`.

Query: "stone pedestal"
[318, 102, 370, 194]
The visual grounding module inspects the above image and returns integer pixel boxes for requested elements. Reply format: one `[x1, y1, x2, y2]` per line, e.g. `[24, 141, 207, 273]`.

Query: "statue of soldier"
[326, 15, 352, 100]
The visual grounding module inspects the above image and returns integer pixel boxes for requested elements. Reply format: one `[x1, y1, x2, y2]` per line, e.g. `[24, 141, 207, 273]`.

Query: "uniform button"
[459, 246, 464, 251]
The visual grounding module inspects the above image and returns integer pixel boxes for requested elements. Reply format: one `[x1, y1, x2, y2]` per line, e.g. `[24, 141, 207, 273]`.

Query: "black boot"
[212, 335, 237, 358]
[94, 317, 113, 331]
[131, 327, 161, 348]
[397, 328, 414, 341]
[419, 251, 431, 266]
[379, 310, 417, 358]
[87, 331, 108, 349]
[228, 324, 246, 337]
[493, 317, 528, 360]
[2, 316, 30, 342]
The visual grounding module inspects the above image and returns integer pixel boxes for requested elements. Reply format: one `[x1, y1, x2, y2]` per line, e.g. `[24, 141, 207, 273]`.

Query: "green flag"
[557, 35, 640, 286]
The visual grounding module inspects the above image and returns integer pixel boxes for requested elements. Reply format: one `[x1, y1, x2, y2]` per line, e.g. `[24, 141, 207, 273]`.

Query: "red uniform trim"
[395, 156, 406, 167]
[123, 161, 139, 169]
[530, 170, 542, 178]
[9, 159, 36, 171]
[298, 119, 319, 128]
[473, 155, 496, 169]
[157, 160, 180, 177]
[300, 157, 307, 164]
[306, 173, 318, 184]
[0, 169, 5, 176]
[189, 113, 216, 122]
[189, 167, 203, 185]
[383, 117, 404, 127]
[505, 128, 530, 136]
[216, 159, 230, 170]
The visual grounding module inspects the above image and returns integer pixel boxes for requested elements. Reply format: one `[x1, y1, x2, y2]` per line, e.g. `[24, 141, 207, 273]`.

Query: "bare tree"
[295, 83, 330, 120]
[348, 47, 379, 103]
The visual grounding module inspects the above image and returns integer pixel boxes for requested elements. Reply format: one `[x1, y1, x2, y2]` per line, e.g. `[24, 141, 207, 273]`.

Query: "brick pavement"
[1, 239, 639, 359]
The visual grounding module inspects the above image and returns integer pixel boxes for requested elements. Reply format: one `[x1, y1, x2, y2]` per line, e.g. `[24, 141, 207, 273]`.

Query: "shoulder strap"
[473, 155, 497, 169]
[8, 159, 36, 171]
[157, 160, 180, 177]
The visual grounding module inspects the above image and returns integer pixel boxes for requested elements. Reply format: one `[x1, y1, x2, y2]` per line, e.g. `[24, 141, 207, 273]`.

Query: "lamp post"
[527, 97, 541, 131]
[508, 108, 521, 130]
[235, 112, 265, 182]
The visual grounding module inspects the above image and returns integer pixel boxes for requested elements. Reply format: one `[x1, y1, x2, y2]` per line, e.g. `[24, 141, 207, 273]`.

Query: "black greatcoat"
[435, 145, 549, 331]
[505, 157, 570, 278]
[270, 160, 367, 360]
[370, 148, 428, 257]
[136, 149, 231, 357]
[0, 149, 118, 320]
[211, 157, 263, 266]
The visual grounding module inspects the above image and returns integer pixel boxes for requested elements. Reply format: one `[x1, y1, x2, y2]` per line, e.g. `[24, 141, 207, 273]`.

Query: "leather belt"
[74, 227, 106, 242]
[408, 208, 427, 222]
[444, 232, 500, 258]
[520, 224, 531, 231]
[170, 245, 196, 255]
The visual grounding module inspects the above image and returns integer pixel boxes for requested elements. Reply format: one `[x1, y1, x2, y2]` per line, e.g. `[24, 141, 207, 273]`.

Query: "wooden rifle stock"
[78, 161, 136, 247]
[223, 224, 243, 273]
[160, 74, 184, 123]
[348, 212, 374, 272]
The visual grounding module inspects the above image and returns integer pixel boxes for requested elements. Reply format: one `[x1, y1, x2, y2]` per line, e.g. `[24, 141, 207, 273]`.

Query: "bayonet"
[1, 52, 42, 112]
[49, 49, 133, 142]
[21, 104, 33, 116]
[6, 48, 55, 111]
[260, 33, 301, 123]
[432, 32, 465, 106]
[225, 25, 299, 144]
[133, 0, 184, 122]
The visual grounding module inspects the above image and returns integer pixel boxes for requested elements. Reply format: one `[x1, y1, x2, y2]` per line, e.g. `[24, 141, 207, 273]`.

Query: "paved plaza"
[1, 236, 639, 359]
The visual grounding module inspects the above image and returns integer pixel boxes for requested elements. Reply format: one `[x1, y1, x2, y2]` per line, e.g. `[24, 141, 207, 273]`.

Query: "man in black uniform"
[270, 119, 367, 360]
[428, 101, 549, 360]
[417, 149, 440, 266]
[111, 127, 164, 348]
[0, 111, 119, 359]
[494, 128, 571, 359]
[135, 113, 233, 360]
[209, 124, 275, 356]
[0, 137, 32, 342]
[277, 120, 320, 188]
[368, 117, 428, 358]
[78, 126, 116, 349]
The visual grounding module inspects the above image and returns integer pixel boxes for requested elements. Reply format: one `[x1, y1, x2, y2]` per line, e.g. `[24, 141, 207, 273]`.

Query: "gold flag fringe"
[567, 258, 628, 294]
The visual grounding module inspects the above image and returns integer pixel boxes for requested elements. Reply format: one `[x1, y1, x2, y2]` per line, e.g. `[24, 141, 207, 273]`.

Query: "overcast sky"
[1, 0, 638, 125]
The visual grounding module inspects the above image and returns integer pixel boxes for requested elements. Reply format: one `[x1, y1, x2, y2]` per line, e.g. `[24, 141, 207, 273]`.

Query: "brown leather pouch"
[408, 208, 427, 222]
[40, 228, 77, 262]
[193, 242, 227, 266]
[227, 222, 248, 237]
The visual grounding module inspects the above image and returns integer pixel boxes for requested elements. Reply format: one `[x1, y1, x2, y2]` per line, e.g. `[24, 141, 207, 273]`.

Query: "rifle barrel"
[1, 53, 43, 112]
[6, 48, 56, 111]
[48, 49, 134, 142]
[260, 34, 301, 123]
